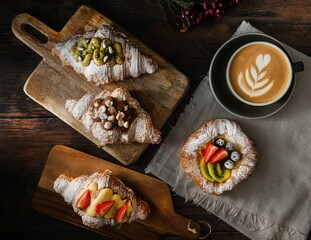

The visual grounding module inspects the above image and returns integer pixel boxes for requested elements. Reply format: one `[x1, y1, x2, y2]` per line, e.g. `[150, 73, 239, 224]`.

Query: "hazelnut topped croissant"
[65, 86, 161, 146]
[53, 169, 150, 228]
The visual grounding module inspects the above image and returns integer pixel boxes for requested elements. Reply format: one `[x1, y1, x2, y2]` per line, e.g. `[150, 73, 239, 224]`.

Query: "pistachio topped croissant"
[54, 169, 150, 228]
[52, 24, 158, 85]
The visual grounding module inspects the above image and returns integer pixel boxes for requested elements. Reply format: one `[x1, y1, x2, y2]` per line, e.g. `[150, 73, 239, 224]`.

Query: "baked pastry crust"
[52, 24, 158, 85]
[65, 86, 161, 145]
[54, 169, 150, 228]
[180, 118, 258, 195]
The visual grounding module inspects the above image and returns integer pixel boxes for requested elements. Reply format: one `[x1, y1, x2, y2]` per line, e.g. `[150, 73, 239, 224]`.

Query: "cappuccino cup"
[226, 41, 300, 106]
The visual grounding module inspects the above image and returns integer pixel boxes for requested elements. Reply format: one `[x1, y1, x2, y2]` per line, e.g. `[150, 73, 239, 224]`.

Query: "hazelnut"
[93, 100, 102, 108]
[99, 112, 108, 120]
[124, 105, 129, 112]
[103, 121, 112, 130]
[116, 112, 125, 121]
[98, 105, 106, 113]
[107, 115, 115, 122]
[124, 121, 129, 129]
[118, 119, 124, 127]
[105, 99, 113, 107]
[108, 107, 116, 115]
[103, 96, 114, 106]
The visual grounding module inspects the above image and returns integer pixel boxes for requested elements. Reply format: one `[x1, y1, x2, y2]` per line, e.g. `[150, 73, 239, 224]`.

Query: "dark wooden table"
[1, 0, 311, 239]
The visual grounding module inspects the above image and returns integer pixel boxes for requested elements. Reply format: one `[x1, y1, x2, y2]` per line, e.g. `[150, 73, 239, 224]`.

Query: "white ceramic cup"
[226, 41, 293, 107]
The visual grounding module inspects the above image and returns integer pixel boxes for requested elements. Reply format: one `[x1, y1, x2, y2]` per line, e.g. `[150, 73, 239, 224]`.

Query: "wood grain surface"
[33, 145, 200, 239]
[1, 0, 311, 240]
[11, 5, 189, 165]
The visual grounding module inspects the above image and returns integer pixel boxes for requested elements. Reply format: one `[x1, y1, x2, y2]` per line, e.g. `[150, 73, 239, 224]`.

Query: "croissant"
[65, 86, 161, 145]
[51, 24, 158, 85]
[54, 169, 150, 228]
[181, 119, 258, 195]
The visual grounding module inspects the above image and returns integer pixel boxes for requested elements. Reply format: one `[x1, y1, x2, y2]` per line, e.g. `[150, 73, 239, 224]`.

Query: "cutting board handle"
[165, 212, 201, 239]
[11, 13, 58, 57]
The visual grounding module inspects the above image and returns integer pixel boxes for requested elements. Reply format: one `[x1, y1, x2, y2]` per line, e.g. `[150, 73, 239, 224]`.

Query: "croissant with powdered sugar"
[54, 169, 150, 228]
[52, 24, 158, 85]
[65, 86, 161, 146]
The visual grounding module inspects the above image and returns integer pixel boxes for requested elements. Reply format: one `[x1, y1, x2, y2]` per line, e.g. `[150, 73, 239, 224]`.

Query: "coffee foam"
[228, 43, 291, 104]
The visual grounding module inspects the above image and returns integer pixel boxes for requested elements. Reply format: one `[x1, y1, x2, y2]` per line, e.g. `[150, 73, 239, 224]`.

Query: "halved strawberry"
[114, 203, 128, 223]
[203, 143, 219, 163]
[210, 148, 228, 164]
[75, 189, 91, 210]
[96, 200, 115, 216]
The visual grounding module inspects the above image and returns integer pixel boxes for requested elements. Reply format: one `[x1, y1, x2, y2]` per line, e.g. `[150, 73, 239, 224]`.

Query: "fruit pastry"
[51, 24, 158, 85]
[65, 86, 161, 145]
[54, 169, 150, 228]
[180, 119, 258, 195]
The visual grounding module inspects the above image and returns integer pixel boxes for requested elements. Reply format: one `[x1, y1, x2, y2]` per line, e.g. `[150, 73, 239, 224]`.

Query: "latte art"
[238, 53, 273, 98]
[228, 42, 292, 105]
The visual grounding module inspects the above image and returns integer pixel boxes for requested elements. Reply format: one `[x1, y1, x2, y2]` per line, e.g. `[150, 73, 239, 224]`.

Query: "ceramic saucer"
[209, 33, 297, 119]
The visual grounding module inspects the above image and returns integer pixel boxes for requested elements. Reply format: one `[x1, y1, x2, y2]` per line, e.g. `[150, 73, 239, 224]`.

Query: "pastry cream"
[77, 182, 131, 220]
[104, 194, 127, 219]
[85, 188, 113, 217]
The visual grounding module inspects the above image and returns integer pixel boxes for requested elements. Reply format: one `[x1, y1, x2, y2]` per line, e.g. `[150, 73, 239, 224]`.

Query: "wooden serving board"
[11, 5, 189, 165]
[32, 145, 200, 239]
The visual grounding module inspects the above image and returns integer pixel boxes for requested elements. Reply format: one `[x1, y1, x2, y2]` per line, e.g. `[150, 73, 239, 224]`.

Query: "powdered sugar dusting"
[181, 119, 258, 195]
[52, 24, 158, 85]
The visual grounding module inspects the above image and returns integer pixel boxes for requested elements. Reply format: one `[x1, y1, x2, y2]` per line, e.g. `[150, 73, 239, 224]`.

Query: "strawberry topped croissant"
[51, 24, 158, 85]
[53, 169, 150, 228]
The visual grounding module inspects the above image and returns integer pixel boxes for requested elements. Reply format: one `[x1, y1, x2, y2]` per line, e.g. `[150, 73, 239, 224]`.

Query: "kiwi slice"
[207, 162, 231, 183]
[199, 159, 214, 182]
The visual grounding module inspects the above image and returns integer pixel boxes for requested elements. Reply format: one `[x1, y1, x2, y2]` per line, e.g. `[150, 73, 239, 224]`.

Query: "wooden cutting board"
[11, 5, 189, 165]
[32, 145, 200, 239]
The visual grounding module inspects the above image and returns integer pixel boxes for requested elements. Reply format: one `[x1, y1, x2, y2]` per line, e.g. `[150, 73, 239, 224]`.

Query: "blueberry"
[224, 160, 234, 169]
[215, 138, 225, 147]
[231, 151, 241, 161]
[225, 142, 233, 151]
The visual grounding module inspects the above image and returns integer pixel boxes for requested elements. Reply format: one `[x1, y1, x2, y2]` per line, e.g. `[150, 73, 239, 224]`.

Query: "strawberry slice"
[96, 200, 115, 216]
[114, 203, 128, 223]
[75, 189, 91, 210]
[203, 143, 219, 163]
[210, 148, 228, 164]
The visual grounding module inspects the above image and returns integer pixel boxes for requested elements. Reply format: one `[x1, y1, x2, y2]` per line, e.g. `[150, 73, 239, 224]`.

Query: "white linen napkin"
[146, 21, 311, 240]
